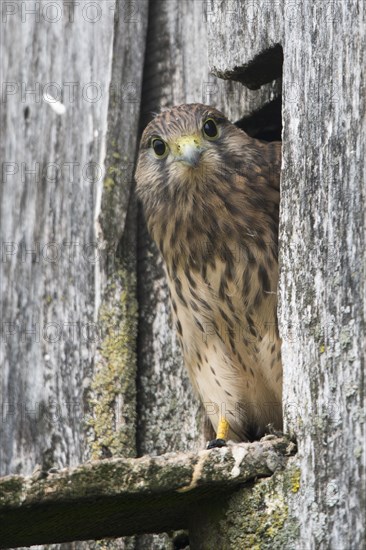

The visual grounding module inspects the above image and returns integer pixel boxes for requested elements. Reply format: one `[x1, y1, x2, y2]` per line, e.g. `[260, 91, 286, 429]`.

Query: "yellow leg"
[216, 417, 230, 440]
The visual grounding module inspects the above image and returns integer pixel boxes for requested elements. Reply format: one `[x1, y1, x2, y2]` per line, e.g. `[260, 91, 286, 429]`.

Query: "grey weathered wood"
[281, 2, 366, 548]
[208, 1, 366, 548]
[0, 438, 293, 548]
[79, 2, 149, 547]
[89, 0, 148, 461]
[0, 1, 147, 549]
[208, 0, 283, 89]
[0, 0, 115, 476]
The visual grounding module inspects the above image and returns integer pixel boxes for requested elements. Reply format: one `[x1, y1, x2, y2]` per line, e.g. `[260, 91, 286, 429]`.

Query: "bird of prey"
[135, 103, 282, 447]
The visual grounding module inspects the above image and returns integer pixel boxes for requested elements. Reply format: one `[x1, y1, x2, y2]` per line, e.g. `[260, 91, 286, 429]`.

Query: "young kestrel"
[135, 103, 282, 447]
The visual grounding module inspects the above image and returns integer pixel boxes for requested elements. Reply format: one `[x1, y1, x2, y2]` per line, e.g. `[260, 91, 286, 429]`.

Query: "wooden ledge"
[0, 437, 295, 548]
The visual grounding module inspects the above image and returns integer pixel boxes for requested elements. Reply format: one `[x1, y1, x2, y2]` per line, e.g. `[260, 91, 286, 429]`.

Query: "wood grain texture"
[281, 2, 366, 548]
[89, 0, 148, 460]
[0, 0, 115, 476]
[0, 3, 148, 548]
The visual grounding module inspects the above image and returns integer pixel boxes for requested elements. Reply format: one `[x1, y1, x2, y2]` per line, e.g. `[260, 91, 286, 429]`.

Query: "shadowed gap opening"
[216, 44, 283, 141]
[235, 96, 282, 142]
[218, 43, 283, 90]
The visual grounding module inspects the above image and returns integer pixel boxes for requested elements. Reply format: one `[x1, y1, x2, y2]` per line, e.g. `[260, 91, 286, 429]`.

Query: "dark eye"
[202, 118, 218, 139]
[152, 138, 167, 157]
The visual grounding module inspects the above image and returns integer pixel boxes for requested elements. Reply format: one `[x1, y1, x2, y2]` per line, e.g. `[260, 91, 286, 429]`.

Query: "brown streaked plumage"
[135, 103, 282, 442]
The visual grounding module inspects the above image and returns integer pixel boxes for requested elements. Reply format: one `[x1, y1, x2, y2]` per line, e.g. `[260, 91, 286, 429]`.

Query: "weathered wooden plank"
[0, 438, 293, 548]
[89, 0, 148, 462]
[281, 2, 366, 548]
[0, 0, 115, 476]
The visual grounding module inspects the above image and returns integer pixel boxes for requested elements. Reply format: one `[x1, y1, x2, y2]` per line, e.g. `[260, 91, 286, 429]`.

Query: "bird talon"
[207, 438, 227, 449]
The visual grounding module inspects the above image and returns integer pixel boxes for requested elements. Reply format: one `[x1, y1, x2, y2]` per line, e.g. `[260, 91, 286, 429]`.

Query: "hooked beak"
[175, 136, 203, 167]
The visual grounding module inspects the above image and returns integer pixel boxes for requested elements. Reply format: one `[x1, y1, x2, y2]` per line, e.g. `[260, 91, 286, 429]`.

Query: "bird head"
[135, 103, 248, 207]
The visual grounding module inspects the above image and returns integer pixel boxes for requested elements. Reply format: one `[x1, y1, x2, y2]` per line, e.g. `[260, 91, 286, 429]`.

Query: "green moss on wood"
[104, 176, 115, 190]
[225, 480, 289, 548]
[190, 460, 300, 549]
[290, 467, 301, 493]
[88, 254, 138, 459]
[0, 477, 24, 506]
